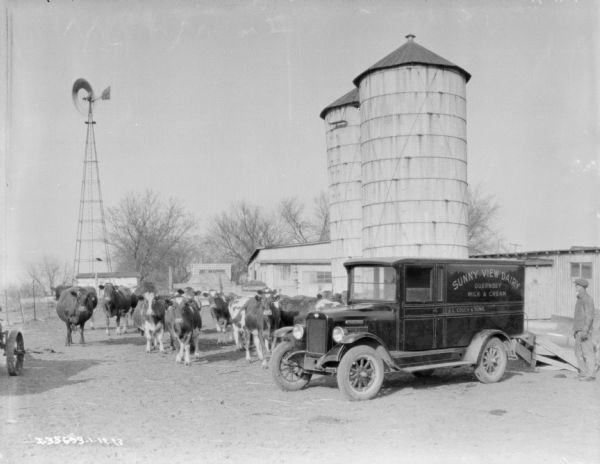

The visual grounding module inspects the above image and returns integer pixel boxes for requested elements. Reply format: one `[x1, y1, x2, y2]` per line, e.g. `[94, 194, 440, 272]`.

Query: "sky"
[1, 0, 599, 285]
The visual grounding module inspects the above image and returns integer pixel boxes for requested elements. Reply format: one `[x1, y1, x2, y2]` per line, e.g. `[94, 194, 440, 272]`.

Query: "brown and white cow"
[100, 283, 139, 335]
[171, 297, 203, 365]
[138, 293, 171, 353]
[230, 292, 271, 368]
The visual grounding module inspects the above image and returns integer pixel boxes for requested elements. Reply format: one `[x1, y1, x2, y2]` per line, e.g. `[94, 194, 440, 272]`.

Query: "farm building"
[75, 271, 139, 291]
[173, 263, 237, 294]
[474, 247, 600, 320]
[247, 242, 333, 297]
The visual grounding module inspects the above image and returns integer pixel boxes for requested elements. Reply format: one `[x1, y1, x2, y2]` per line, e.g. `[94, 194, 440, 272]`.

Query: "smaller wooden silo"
[320, 89, 362, 293]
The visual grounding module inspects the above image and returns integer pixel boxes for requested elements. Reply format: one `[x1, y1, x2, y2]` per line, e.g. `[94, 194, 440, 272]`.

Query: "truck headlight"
[332, 326, 348, 343]
[292, 324, 305, 340]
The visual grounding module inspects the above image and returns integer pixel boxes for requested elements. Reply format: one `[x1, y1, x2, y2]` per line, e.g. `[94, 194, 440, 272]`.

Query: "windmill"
[71, 78, 113, 279]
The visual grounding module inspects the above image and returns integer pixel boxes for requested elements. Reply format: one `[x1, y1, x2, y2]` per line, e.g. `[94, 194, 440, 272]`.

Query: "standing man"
[573, 278, 596, 381]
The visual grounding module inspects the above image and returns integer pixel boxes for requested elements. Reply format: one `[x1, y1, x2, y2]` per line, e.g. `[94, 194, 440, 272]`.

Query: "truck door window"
[405, 266, 433, 303]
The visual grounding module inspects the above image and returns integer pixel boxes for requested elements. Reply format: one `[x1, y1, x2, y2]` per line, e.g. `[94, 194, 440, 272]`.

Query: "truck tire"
[474, 337, 507, 384]
[6, 331, 25, 376]
[270, 341, 311, 391]
[337, 345, 384, 401]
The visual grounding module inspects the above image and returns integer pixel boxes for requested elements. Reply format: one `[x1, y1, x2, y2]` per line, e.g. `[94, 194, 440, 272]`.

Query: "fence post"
[3, 290, 8, 326]
[17, 290, 25, 324]
[32, 281, 37, 321]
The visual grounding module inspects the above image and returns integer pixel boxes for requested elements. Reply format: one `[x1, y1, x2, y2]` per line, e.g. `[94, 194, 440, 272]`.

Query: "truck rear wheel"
[270, 341, 311, 391]
[337, 345, 384, 401]
[474, 337, 507, 384]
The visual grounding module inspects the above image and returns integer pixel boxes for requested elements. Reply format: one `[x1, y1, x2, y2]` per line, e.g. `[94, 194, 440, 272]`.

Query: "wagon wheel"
[6, 330, 25, 376]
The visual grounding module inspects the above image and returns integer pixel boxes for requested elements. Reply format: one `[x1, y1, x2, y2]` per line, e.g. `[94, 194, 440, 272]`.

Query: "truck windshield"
[349, 266, 396, 302]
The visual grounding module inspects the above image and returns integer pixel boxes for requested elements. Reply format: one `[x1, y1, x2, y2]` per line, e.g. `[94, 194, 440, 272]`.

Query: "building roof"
[343, 256, 525, 267]
[76, 271, 139, 279]
[248, 241, 331, 265]
[352, 34, 471, 87]
[473, 246, 600, 259]
[319, 88, 360, 120]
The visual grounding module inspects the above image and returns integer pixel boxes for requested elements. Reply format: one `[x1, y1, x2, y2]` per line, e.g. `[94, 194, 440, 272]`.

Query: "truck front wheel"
[474, 337, 507, 384]
[337, 345, 384, 401]
[270, 341, 312, 391]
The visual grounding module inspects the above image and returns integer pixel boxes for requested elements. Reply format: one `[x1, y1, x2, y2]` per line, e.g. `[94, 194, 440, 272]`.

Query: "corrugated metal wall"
[325, 105, 362, 292]
[359, 66, 469, 258]
[524, 252, 600, 319]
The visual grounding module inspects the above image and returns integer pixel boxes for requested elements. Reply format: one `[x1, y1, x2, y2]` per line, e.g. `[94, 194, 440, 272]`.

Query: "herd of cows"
[52, 283, 344, 368]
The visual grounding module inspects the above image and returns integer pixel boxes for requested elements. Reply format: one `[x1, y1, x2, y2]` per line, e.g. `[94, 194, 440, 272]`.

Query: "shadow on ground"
[0, 353, 101, 397]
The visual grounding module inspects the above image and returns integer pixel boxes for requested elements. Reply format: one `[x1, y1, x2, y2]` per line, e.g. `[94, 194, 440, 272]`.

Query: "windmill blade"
[72, 78, 95, 114]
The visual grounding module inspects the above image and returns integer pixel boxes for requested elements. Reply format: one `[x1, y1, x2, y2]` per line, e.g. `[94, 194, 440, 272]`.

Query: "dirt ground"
[1, 308, 599, 464]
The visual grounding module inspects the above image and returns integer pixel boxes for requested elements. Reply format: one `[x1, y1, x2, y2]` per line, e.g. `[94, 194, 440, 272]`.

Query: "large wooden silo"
[354, 35, 471, 258]
[320, 89, 362, 292]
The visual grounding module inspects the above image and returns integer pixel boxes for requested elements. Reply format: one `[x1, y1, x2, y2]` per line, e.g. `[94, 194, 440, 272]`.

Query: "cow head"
[67, 287, 97, 325]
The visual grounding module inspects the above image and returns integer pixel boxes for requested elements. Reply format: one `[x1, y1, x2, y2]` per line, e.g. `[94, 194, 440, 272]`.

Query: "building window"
[316, 271, 332, 284]
[571, 262, 592, 279]
[303, 271, 332, 285]
[277, 265, 292, 281]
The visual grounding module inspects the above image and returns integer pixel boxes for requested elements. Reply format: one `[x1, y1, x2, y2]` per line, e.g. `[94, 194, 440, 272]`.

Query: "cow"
[171, 297, 203, 365]
[100, 283, 139, 335]
[139, 293, 170, 353]
[208, 291, 233, 344]
[278, 295, 320, 326]
[55, 286, 98, 346]
[231, 292, 270, 368]
[229, 296, 249, 350]
[261, 291, 282, 352]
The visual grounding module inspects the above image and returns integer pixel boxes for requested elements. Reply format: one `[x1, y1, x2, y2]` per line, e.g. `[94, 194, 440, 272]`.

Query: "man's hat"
[574, 278, 589, 288]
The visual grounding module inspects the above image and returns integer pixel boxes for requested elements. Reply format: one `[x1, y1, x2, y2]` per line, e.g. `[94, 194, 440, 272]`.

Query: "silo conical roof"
[319, 88, 360, 120]
[353, 34, 471, 87]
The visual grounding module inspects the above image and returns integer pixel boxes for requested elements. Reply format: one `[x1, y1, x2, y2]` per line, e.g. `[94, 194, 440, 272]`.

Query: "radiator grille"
[306, 318, 328, 354]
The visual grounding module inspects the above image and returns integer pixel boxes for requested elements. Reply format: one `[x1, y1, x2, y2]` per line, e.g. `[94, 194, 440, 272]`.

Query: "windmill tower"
[71, 79, 112, 277]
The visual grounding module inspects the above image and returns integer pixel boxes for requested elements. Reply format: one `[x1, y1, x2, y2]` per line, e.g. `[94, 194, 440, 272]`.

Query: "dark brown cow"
[100, 283, 139, 335]
[171, 297, 203, 365]
[208, 292, 233, 344]
[55, 286, 98, 346]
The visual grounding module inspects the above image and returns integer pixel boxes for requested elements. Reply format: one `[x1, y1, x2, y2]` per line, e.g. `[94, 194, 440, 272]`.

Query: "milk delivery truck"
[271, 257, 528, 400]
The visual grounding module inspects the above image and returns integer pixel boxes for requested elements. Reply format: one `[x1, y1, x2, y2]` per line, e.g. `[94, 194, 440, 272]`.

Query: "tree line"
[18, 185, 506, 295]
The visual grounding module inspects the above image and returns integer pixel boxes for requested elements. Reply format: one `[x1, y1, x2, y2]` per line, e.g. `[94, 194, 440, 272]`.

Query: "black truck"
[270, 257, 527, 400]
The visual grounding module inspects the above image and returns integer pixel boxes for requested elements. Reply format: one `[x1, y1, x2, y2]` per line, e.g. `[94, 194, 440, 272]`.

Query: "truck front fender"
[315, 332, 396, 370]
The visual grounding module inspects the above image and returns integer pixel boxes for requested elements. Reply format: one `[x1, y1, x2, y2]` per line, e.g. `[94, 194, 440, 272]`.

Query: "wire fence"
[1, 291, 57, 328]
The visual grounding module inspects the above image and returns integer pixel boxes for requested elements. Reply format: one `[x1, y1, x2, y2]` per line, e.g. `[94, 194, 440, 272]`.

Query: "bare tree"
[107, 190, 198, 286]
[312, 190, 330, 241]
[279, 197, 312, 243]
[278, 191, 330, 244]
[26, 255, 72, 295]
[205, 201, 284, 282]
[467, 184, 505, 255]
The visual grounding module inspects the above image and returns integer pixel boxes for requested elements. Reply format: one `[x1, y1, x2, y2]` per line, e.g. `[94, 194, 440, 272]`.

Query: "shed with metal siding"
[247, 242, 333, 296]
[474, 247, 600, 319]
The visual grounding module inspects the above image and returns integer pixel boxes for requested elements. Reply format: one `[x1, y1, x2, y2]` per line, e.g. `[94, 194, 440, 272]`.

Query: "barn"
[247, 242, 332, 297]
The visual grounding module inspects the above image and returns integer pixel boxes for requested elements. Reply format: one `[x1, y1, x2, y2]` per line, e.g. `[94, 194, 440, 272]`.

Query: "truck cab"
[271, 257, 526, 400]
